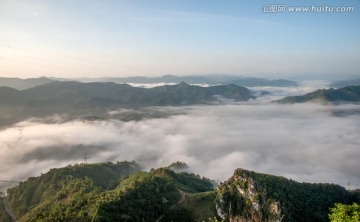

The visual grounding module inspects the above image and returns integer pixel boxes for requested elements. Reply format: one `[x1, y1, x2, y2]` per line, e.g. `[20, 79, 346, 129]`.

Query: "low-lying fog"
[1, 81, 359, 190]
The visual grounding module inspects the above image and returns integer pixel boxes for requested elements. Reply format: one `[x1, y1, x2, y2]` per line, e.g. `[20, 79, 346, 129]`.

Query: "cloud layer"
[1, 102, 360, 190]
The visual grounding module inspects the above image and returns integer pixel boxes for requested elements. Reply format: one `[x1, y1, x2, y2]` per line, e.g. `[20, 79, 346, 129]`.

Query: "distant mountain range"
[0, 75, 298, 89]
[0, 81, 254, 106]
[0, 77, 53, 90]
[69, 74, 299, 87]
[275, 85, 360, 104]
[224, 78, 298, 87]
[330, 79, 360, 88]
[0, 81, 254, 126]
[1, 162, 358, 222]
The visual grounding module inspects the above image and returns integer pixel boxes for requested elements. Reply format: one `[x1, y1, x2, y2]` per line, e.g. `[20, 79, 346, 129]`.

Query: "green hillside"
[94, 168, 214, 222]
[0, 81, 254, 127]
[0, 162, 215, 222]
[275, 85, 360, 104]
[4, 162, 140, 221]
[1, 163, 359, 222]
[11, 81, 254, 107]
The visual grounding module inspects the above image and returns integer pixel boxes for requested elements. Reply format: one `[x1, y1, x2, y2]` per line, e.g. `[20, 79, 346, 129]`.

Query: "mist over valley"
[1, 79, 360, 191]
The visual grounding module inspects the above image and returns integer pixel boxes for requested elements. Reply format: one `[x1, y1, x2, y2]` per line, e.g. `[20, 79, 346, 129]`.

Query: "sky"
[0, 0, 360, 78]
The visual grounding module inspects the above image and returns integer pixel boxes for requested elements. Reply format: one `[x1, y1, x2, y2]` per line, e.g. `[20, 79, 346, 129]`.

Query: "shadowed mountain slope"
[275, 85, 360, 104]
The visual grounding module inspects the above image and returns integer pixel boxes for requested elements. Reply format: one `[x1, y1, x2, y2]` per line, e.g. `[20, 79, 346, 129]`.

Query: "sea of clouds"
[1, 81, 359, 189]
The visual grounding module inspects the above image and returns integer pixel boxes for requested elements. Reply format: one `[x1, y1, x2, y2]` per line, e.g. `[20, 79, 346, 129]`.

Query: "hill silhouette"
[0, 81, 254, 127]
[275, 85, 360, 104]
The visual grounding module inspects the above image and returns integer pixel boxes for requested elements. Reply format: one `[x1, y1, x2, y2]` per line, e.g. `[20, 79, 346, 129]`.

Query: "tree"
[329, 203, 360, 222]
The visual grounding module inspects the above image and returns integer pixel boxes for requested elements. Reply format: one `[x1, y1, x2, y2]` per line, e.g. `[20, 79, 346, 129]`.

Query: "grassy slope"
[179, 191, 217, 221]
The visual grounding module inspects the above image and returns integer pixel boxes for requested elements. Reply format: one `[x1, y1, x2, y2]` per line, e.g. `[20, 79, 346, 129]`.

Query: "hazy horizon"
[1, 73, 359, 82]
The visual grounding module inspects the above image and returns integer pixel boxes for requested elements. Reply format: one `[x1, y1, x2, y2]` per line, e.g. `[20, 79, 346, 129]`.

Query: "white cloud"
[1, 103, 360, 190]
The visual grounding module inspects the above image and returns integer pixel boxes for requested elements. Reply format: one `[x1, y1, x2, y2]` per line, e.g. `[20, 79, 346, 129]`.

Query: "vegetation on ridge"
[0, 81, 254, 127]
[275, 85, 360, 104]
[0, 163, 359, 222]
[216, 168, 360, 222]
[0, 162, 215, 222]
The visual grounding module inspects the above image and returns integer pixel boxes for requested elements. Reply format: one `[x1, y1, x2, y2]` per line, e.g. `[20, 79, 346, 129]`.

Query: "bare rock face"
[215, 168, 359, 222]
[216, 169, 283, 222]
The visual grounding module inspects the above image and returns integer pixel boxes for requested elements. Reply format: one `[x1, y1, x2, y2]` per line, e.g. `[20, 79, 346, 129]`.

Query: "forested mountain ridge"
[216, 168, 359, 222]
[1, 162, 359, 222]
[0, 81, 254, 108]
[3, 81, 254, 106]
[3, 161, 141, 221]
[0, 81, 254, 127]
[275, 85, 360, 104]
[0, 162, 215, 222]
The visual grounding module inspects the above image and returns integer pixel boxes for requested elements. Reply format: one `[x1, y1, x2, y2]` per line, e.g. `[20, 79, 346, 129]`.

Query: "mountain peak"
[177, 81, 190, 87]
[216, 168, 358, 222]
[162, 74, 177, 78]
[4, 163, 358, 222]
[274, 85, 360, 104]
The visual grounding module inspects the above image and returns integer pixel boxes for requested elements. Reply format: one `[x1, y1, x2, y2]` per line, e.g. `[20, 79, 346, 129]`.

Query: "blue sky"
[0, 0, 359, 78]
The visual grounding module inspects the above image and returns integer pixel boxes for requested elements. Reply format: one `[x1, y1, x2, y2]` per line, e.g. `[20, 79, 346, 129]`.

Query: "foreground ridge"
[0, 163, 359, 222]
